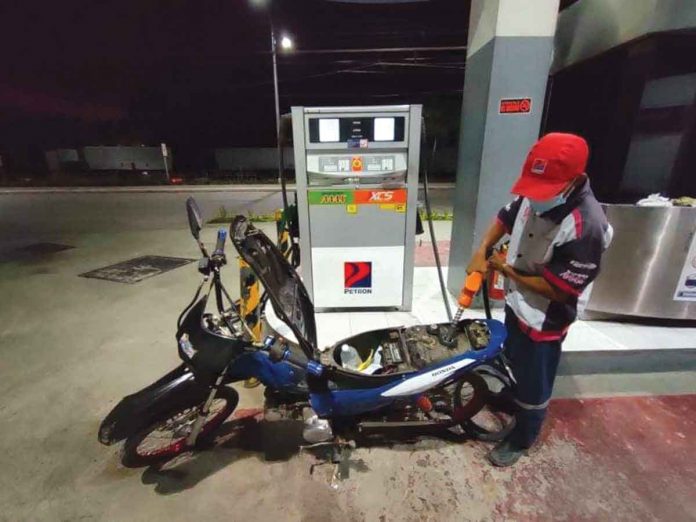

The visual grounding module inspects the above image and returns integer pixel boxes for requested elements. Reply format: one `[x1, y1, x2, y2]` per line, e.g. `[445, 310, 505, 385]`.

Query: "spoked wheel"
[122, 387, 238, 468]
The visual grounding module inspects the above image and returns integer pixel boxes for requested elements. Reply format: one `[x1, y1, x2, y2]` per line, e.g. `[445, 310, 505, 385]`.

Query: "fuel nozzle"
[438, 271, 484, 347]
[457, 271, 484, 309]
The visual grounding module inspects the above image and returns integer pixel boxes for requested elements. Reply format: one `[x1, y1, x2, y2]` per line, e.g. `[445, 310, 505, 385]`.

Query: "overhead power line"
[223, 60, 464, 91]
[280, 87, 464, 98]
[290, 45, 467, 55]
[376, 61, 465, 70]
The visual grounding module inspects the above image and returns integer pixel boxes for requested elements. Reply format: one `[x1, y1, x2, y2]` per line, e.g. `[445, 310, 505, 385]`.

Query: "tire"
[452, 372, 488, 422]
[461, 369, 516, 441]
[122, 387, 238, 468]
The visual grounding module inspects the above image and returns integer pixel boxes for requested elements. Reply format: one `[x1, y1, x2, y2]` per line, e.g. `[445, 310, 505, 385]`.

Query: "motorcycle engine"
[403, 321, 491, 370]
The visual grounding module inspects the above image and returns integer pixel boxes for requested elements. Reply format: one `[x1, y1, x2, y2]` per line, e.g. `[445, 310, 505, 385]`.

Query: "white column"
[448, 0, 560, 295]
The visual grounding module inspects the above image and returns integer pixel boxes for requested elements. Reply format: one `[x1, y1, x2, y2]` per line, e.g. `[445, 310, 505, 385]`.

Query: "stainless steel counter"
[584, 205, 696, 320]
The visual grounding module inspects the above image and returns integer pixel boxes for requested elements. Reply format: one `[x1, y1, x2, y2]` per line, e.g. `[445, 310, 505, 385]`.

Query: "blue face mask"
[529, 193, 567, 214]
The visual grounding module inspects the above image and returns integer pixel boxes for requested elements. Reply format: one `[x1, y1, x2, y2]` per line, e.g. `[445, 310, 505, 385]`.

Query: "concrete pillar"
[447, 0, 560, 294]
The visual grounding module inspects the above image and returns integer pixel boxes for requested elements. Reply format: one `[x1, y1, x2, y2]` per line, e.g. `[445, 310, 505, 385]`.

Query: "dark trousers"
[504, 309, 562, 448]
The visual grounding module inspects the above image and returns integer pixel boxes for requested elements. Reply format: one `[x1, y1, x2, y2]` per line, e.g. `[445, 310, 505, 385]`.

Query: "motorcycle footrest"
[357, 419, 450, 435]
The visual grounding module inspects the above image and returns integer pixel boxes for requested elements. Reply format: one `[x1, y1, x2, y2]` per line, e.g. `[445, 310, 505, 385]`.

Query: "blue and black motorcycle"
[98, 198, 514, 467]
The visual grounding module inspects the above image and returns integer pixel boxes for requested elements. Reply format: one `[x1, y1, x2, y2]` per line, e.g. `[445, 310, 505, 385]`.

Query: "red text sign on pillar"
[499, 98, 532, 114]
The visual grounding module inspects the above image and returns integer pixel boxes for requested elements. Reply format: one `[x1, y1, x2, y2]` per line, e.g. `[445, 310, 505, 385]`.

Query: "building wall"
[82, 146, 168, 171]
[547, 1, 696, 202]
[554, 0, 696, 71]
[45, 149, 79, 172]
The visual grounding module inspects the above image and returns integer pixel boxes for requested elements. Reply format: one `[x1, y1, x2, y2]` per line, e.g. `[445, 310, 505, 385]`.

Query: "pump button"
[351, 157, 363, 172]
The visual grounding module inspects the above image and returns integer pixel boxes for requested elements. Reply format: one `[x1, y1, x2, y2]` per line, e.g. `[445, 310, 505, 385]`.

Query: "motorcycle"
[98, 197, 514, 467]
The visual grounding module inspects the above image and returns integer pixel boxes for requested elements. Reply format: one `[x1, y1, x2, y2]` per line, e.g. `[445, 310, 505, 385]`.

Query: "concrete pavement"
[0, 190, 694, 521]
[0, 186, 454, 253]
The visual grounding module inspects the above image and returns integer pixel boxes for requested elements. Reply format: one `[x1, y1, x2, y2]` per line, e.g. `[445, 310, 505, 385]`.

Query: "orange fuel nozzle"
[458, 271, 484, 308]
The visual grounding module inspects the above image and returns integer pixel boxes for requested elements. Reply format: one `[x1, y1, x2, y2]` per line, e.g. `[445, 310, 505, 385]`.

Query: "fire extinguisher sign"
[499, 98, 532, 114]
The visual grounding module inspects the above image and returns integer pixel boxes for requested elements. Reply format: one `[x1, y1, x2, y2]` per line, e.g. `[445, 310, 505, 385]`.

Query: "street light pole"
[270, 24, 290, 215]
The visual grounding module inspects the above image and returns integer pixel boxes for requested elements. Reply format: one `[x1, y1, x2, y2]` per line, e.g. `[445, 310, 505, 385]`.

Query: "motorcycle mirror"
[186, 197, 203, 240]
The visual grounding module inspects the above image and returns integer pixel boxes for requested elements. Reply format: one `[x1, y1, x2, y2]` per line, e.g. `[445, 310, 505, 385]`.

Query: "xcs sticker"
[344, 262, 372, 294]
[368, 191, 394, 202]
[354, 190, 406, 205]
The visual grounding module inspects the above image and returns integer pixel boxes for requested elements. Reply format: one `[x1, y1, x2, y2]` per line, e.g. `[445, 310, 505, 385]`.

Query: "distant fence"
[45, 146, 172, 173]
[2, 144, 457, 185]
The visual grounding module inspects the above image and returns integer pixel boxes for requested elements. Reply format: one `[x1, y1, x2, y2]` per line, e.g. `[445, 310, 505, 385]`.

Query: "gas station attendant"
[467, 133, 613, 467]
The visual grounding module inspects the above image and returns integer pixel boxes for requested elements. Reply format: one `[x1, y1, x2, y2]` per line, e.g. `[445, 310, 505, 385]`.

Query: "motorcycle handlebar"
[268, 343, 308, 367]
[284, 349, 309, 368]
[213, 229, 227, 257]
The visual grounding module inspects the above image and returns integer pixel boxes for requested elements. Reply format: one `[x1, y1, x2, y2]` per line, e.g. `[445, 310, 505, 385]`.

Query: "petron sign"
[344, 261, 372, 294]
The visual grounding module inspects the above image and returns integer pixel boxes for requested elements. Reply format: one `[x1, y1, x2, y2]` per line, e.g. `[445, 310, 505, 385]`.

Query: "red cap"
[510, 133, 589, 200]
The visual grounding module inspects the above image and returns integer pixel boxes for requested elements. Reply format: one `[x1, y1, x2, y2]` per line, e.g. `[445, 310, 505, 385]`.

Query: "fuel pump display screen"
[318, 119, 340, 142]
[309, 117, 405, 143]
[373, 118, 395, 141]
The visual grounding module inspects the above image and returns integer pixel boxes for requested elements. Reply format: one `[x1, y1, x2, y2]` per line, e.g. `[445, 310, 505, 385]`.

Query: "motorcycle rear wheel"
[461, 368, 515, 441]
[122, 387, 238, 468]
[452, 372, 488, 421]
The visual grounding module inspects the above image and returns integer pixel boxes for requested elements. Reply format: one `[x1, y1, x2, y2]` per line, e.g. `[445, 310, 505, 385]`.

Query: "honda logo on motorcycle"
[344, 262, 372, 294]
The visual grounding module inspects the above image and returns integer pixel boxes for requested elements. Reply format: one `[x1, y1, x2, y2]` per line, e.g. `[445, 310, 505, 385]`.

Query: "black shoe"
[487, 439, 527, 467]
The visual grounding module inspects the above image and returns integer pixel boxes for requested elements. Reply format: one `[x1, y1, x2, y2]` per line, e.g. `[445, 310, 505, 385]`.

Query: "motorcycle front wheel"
[122, 387, 238, 468]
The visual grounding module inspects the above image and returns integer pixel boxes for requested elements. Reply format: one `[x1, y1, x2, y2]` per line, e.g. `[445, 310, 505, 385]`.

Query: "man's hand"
[490, 258, 570, 303]
[467, 249, 488, 275]
[487, 252, 507, 274]
[467, 218, 507, 275]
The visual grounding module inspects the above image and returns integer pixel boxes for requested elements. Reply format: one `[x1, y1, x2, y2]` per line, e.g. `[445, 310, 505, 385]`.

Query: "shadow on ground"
[137, 408, 481, 495]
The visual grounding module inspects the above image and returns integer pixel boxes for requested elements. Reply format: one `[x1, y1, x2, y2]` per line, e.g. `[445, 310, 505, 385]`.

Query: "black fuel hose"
[422, 136, 453, 322]
[481, 278, 493, 321]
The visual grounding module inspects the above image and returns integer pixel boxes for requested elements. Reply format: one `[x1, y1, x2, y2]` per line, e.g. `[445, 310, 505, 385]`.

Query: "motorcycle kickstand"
[304, 438, 355, 484]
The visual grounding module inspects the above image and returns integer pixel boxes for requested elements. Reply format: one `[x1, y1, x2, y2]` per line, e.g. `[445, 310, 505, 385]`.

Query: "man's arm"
[466, 219, 506, 274]
[467, 196, 522, 274]
[488, 255, 570, 303]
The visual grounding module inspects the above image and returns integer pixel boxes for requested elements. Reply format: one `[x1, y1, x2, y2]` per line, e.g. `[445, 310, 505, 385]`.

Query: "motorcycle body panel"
[308, 319, 506, 418]
[98, 364, 209, 445]
[227, 350, 308, 392]
[231, 216, 317, 359]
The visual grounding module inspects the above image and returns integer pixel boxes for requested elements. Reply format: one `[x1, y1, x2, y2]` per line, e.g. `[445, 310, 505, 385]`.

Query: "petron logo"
[531, 158, 548, 175]
[344, 262, 372, 294]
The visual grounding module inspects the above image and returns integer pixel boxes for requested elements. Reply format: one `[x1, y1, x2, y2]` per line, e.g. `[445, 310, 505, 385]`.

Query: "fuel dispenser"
[292, 105, 422, 311]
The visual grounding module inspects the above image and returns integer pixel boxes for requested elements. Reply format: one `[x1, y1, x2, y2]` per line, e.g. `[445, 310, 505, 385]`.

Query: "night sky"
[0, 0, 470, 160]
[1, 0, 580, 171]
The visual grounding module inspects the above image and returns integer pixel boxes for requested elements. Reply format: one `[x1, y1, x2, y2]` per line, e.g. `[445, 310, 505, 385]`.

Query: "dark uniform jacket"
[497, 179, 613, 341]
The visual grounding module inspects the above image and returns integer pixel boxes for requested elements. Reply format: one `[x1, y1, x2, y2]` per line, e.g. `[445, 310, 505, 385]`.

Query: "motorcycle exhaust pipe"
[302, 407, 334, 443]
